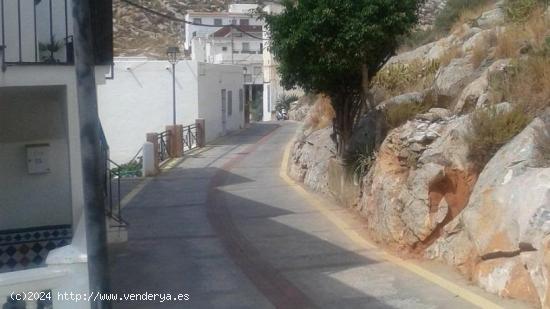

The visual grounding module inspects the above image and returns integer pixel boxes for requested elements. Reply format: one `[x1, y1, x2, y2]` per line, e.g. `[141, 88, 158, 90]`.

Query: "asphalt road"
[109, 122, 527, 309]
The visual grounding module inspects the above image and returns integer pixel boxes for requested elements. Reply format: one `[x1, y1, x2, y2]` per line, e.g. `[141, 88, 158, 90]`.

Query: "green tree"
[261, 0, 422, 156]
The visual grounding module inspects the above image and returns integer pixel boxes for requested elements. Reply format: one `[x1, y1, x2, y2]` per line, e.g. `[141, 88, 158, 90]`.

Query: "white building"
[185, 3, 263, 121]
[261, 1, 303, 121]
[0, 0, 113, 308]
[98, 58, 246, 164]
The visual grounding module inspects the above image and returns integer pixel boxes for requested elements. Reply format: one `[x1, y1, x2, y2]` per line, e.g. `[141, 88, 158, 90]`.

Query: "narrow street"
[109, 122, 516, 309]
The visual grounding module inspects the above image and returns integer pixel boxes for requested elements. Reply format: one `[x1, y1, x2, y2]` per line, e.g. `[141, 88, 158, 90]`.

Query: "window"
[244, 74, 252, 83]
[231, 19, 237, 25]
[242, 42, 250, 52]
[239, 89, 244, 112]
[239, 19, 249, 26]
[228, 91, 233, 116]
[193, 18, 202, 24]
[260, 43, 263, 53]
[214, 18, 222, 26]
[222, 46, 228, 52]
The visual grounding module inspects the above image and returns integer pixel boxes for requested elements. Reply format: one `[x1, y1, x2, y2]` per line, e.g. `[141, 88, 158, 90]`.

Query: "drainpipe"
[72, 0, 111, 308]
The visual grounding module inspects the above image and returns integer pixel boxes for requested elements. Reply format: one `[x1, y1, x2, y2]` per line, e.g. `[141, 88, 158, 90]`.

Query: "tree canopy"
[262, 0, 422, 96]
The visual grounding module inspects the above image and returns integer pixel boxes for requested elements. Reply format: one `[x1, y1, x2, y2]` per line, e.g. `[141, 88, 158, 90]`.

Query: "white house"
[185, 3, 264, 121]
[261, 1, 303, 121]
[0, 0, 113, 308]
[98, 58, 246, 164]
[184, 4, 262, 51]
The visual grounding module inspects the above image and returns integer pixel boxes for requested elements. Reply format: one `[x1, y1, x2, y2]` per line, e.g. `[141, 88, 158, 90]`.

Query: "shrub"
[439, 45, 464, 67]
[467, 105, 531, 170]
[112, 161, 142, 178]
[344, 141, 377, 181]
[494, 26, 523, 59]
[471, 35, 490, 68]
[373, 60, 440, 99]
[434, 0, 493, 33]
[304, 95, 336, 131]
[384, 93, 438, 129]
[491, 53, 550, 114]
[399, 29, 442, 52]
[275, 94, 299, 112]
[503, 0, 546, 23]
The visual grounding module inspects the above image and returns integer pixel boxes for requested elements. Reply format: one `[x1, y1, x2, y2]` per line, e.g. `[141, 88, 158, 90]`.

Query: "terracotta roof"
[211, 25, 263, 37]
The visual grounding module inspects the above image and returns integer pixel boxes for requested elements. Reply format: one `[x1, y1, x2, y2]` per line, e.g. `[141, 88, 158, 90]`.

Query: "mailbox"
[26, 144, 51, 174]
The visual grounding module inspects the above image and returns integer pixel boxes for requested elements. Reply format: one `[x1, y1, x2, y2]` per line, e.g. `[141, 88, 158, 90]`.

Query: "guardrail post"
[146, 133, 159, 170]
[142, 142, 157, 177]
[166, 125, 184, 158]
[196, 118, 206, 148]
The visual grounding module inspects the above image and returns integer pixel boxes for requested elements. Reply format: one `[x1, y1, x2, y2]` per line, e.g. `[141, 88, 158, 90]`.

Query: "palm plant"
[39, 36, 64, 63]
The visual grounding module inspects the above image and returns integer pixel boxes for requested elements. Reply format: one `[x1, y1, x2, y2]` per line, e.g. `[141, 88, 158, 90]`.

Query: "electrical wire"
[119, 0, 266, 40]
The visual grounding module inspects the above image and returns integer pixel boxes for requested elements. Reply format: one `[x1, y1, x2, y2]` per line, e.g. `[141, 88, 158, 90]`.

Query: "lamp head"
[166, 46, 180, 65]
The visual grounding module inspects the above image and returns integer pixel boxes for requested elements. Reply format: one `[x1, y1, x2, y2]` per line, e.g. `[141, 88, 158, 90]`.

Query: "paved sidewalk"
[109, 122, 529, 309]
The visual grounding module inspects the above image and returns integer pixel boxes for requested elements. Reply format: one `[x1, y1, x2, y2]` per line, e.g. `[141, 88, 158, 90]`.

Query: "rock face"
[428, 115, 550, 306]
[359, 114, 477, 249]
[289, 127, 336, 195]
[114, 0, 231, 57]
[418, 0, 448, 28]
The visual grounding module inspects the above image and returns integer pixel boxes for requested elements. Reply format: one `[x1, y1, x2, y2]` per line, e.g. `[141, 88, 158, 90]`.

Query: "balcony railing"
[0, 0, 73, 65]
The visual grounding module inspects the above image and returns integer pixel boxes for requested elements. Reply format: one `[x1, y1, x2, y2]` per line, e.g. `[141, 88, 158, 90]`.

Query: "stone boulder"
[289, 126, 336, 195]
[428, 114, 550, 306]
[359, 115, 477, 248]
[435, 57, 477, 98]
[454, 59, 511, 113]
[476, 7, 505, 29]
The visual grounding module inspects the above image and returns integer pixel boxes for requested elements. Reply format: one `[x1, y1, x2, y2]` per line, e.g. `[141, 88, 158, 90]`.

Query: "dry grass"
[372, 60, 440, 99]
[494, 26, 524, 59]
[491, 54, 550, 115]
[439, 45, 464, 67]
[471, 35, 490, 68]
[525, 8, 550, 49]
[451, 2, 496, 34]
[304, 95, 336, 131]
[467, 105, 532, 170]
[384, 92, 439, 129]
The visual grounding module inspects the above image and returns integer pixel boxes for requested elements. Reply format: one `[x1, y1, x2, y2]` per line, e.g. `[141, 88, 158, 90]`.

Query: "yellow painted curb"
[279, 139, 503, 309]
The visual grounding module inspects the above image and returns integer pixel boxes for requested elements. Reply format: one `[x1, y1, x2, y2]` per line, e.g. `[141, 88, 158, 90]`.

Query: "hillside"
[113, 0, 231, 58]
[289, 0, 550, 306]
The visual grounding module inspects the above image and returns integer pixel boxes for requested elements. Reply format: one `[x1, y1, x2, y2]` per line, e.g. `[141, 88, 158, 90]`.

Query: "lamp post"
[167, 47, 180, 127]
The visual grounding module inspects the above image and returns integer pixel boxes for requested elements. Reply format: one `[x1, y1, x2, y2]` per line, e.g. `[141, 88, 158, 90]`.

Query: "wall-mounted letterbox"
[26, 144, 51, 174]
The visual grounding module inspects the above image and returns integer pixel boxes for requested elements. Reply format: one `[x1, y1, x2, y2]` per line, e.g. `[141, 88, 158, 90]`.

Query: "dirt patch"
[417, 168, 478, 251]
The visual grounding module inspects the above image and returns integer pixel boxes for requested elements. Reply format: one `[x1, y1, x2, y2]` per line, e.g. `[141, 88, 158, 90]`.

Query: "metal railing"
[182, 123, 200, 152]
[0, 0, 73, 65]
[158, 130, 171, 162]
[99, 123, 128, 228]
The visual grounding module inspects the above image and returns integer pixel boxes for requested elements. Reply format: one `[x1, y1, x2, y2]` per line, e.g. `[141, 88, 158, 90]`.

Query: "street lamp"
[167, 47, 180, 127]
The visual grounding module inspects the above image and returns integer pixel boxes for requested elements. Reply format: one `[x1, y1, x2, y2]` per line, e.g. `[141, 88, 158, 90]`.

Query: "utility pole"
[72, 0, 111, 308]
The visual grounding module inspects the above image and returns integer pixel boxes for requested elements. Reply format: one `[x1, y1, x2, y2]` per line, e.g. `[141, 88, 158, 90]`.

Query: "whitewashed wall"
[0, 86, 71, 230]
[98, 59, 245, 164]
[197, 63, 245, 142]
[0, 65, 108, 231]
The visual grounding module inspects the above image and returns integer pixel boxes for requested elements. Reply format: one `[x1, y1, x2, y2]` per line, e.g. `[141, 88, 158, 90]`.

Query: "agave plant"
[39, 36, 64, 63]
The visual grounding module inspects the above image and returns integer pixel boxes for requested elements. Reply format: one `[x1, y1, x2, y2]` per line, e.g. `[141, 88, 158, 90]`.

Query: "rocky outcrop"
[428, 114, 550, 306]
[359, 114, 477, 249]
[289, 94, 317, 121]
[289, 127, 336, 195]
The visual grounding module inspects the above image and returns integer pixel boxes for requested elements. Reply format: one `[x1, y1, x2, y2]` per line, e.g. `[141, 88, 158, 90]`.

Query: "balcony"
[0, 0, 73, 66]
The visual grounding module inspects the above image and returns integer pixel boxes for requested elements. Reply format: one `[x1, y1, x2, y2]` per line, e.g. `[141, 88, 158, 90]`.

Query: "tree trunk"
[332, 93, 355, 158]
